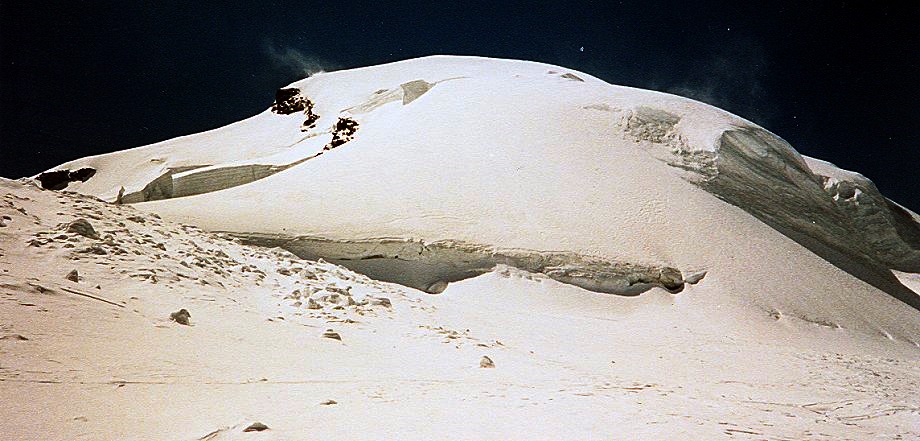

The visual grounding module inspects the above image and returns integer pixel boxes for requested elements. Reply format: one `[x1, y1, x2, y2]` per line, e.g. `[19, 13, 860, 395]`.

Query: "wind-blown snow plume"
[666, 40, 772, 126]
[263, 41, 333, 77]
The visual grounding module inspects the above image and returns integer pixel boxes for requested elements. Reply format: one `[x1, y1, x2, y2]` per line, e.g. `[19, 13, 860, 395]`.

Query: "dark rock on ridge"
[38, 168, 96, 190]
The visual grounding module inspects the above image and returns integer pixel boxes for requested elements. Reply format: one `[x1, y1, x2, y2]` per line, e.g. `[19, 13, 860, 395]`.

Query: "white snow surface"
[8, 55, 920, 439]
[43, 55, 920, 341]
[2, 179, 919, 440]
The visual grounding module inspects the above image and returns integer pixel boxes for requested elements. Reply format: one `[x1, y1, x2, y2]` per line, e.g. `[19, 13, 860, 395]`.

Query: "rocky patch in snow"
[169, 308, 191, 325]
[1, 178, 402, 325]
[325, 117, 359, 150]
[242, 422, 269, 432]
[300, 100, 320, 131]
[271, 88, 307, 114]
[271, 87, 320, 131]
[37, 168, 96, 191]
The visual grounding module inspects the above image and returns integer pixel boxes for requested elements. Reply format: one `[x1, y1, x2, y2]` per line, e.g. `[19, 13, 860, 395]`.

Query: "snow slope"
[2, 178, 919, 440]
[42, 56, 920, 343]
[6, 55, 920, 439]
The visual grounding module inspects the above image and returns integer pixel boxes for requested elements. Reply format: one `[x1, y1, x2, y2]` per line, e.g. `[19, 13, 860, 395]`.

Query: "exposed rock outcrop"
[325, 117, 359, 150]
[242, 422, 269, 432]
[37, 168, 96, 190]
[65, 218, 100, 239]
[301, 100, 320, 131]
[66, 269, 80, 282]
[271, 87, 320, 130]
[271, 88, 308, 114]
[322, 329, 342, 340]
[169, 308, 191, 325]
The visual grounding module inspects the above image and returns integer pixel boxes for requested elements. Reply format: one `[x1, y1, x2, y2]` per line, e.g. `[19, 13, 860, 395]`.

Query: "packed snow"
[4, 56, 919, 439]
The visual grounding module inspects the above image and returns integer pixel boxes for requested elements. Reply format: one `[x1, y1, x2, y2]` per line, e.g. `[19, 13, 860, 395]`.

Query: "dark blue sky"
[2, 2, 918, 209]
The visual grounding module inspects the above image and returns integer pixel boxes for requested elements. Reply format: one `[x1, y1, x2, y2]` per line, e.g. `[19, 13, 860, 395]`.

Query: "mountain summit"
[41, 56, 920, 340]
[7, 55, 919, 439]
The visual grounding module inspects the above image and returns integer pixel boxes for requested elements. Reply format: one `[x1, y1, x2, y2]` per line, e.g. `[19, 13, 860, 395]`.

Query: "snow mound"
[37, 55, 920, 342]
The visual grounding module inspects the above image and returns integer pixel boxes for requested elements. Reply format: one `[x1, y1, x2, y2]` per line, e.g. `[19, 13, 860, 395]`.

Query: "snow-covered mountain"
[8, 56, 920, 439]
[42, 55, 920, 340]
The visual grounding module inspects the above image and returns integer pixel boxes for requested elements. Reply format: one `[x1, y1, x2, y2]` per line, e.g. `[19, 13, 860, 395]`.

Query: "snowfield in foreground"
[4, 56, 920, 439]
[2, 178, 919, 440]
